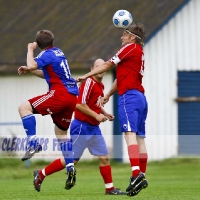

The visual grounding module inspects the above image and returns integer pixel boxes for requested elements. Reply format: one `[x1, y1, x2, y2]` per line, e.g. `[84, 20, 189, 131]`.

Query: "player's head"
[91, 58, 105, 81]
[121, 23, 145, 46]
[35, 30, 54, 50]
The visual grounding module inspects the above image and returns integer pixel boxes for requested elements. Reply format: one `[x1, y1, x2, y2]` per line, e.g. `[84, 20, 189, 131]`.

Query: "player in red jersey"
[33, 59, 127, 195]
[18, 30, 78, 189]
[77, 23, 148, 197]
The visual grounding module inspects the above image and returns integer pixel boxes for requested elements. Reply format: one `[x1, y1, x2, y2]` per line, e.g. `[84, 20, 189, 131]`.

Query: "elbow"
[27, 61, 38, 71]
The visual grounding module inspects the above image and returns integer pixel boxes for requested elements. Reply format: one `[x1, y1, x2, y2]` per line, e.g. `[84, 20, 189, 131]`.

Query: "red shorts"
[28, 89, 77, 130]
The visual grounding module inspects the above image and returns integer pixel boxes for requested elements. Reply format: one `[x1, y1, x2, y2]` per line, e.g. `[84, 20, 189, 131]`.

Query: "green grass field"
[0, 157, 200, 200]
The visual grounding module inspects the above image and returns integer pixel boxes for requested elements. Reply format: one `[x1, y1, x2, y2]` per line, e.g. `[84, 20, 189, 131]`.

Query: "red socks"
[43, 158, 65, 176]
[128, 144, 140, 177]
[99, 165, 114, 192]
[139, 153, 148, 173]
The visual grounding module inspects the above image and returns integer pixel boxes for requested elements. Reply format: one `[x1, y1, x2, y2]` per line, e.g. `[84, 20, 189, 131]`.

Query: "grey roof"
[0, 0, 189, 74]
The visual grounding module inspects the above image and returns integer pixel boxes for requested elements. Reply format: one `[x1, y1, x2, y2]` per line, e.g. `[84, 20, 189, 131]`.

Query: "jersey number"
[140, 54, 144, 76]
[60, 59, 71, 79]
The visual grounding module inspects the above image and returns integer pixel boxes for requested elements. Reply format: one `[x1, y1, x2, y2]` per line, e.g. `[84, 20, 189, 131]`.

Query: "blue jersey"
[34, 46, 78, 95]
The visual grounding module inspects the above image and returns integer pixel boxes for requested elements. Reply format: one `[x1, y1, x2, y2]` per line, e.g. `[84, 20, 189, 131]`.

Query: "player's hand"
[28, 42, 37, 51]
[18, 66, 29, 75]
[101, 95, 110, 106]
[96, 114, 108, 123]
[76, 75, 87, 83]
[104, 113, 114, 121]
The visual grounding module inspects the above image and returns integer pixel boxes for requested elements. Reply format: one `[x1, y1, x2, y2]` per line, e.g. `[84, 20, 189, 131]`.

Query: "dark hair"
[35, 30, 54, 49]
[126, 23, 145, 45]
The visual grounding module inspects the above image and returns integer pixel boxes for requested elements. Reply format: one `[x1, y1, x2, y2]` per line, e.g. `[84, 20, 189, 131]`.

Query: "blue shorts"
[118, 89, 148, 137]
[70, 119, 108, 160]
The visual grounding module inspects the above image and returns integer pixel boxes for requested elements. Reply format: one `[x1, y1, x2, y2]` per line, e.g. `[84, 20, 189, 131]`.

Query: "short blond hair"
[126, 23, 145, 45]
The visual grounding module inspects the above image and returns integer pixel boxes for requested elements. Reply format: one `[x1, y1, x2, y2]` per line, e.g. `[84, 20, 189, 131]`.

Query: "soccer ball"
[112, 10, 133, 29]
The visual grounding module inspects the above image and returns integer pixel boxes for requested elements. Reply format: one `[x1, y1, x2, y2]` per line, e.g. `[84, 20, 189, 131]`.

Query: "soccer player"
[76, 24, 148, 197]
[17, 30, 78, 189]
[33, 58, 127, 195]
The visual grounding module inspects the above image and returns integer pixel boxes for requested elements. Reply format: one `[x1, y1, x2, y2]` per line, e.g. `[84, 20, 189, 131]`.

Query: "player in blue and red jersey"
[77, 23, 148, 197]
[32, 59, 126, 195]
[18, 30, 78, 189]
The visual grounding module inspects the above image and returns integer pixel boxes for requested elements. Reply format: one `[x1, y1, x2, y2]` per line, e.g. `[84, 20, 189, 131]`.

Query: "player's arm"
[101, 107, 114, 121]
[18, 67, 44, 78]
[30, 70, 45, 78]
[102, 79, 117, 105]
[106, 79, 117, 97]
[18, 42, 38, 75]
[26, 42, 38, 71]
[77, 61, 113, 83]
[76, 104, 108, 122]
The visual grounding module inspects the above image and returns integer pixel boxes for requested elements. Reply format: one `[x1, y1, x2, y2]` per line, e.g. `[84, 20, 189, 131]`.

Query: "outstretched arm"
[76, 61, 113, 83]
[102, 79, 117, 105]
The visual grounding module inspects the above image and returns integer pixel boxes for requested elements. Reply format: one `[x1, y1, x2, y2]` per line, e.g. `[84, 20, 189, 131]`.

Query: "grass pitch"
[0, 157, 200, 200]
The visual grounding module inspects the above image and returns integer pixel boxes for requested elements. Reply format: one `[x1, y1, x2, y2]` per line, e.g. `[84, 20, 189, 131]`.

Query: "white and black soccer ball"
[112, 10, 133, 29]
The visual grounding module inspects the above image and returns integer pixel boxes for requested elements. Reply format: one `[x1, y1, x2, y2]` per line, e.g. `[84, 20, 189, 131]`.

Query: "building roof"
[0, 0, 189, 74]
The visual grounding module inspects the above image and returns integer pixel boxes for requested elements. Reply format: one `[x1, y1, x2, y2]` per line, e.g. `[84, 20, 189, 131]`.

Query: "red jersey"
[74, 77, 104, 125]
[109, 43, 145, 95]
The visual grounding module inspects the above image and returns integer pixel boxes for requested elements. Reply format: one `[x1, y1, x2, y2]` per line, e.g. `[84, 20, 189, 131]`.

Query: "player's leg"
[19, 90, 63, 161]
[33, 158, 65, 192]
[118, 91, 145, 193]
[137, 136, 148, 174]
[85, 126, 113, 193]
[126, 92, 148, 197]
[127, 99, 149, 196]
[126, 136, 148, 197]
[18, 100, 42, 161]
[63, 120, 86, 190]
[54, 124, 77, 190]
[33, 139, 82, 193]
[63, 119, 87, 190]
[137, 98, 148, 175]
[49, 91, 77, 189]
[124, 131, 145, 192]
[33, 157, 80, 192]
[97, 154, 127, 195]
[87, 126, 126, 195]
[98, 155, 114, 193]
[32, 122, 68, 192]
[55, 126, 74, 170]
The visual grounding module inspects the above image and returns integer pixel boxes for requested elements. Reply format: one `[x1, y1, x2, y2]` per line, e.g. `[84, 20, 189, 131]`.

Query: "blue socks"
[59, 139, 74, 171]
[22, 114, 36, 137]
[22, 114, 37, 148]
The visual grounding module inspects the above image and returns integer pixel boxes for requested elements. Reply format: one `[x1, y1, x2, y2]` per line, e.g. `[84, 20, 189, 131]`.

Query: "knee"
[60, 158, 66, 166]
[18, 103, 25, 113]
[55, 125, 67, 139]
[99, 156, 110, 166]
[74, 160, 78, 165]
[18, 101, 33, 115]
